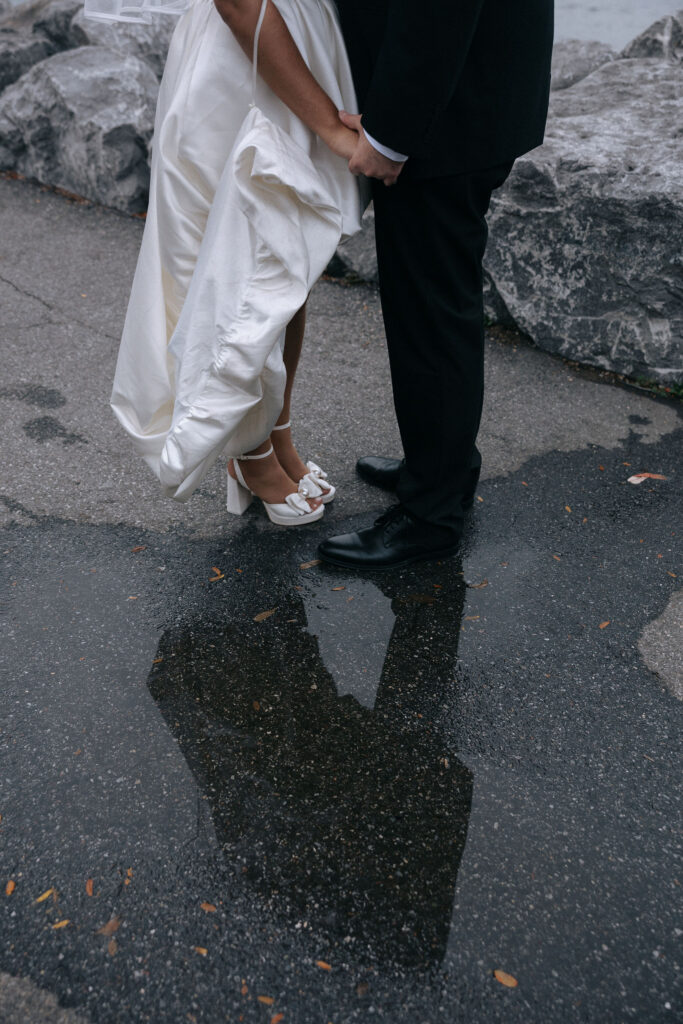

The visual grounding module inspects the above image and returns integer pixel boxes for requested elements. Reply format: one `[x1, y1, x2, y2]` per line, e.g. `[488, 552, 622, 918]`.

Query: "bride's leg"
[270, 303, 333, 499]
[228, 439, 322, 511]
[270, 303, 311, 482]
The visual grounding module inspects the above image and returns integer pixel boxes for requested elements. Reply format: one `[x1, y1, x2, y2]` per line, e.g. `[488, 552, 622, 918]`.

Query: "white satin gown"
[102, 0, 362, 501]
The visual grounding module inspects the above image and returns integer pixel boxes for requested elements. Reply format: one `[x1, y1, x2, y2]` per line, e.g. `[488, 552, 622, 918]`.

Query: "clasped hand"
[335, 111, 405, 188]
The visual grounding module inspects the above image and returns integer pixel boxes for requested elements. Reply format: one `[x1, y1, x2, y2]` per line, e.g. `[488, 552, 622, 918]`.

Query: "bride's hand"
[320, 119, 359, 161]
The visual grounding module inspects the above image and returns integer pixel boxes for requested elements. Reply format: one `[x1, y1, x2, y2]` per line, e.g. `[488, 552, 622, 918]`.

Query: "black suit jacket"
[335, 0, 554, 178]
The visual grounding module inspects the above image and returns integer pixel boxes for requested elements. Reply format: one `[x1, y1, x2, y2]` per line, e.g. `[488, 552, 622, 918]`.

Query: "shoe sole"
[318, 543, 460, 572]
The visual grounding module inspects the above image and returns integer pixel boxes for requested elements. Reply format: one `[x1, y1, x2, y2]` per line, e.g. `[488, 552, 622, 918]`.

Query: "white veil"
[83, 0, 192, 24]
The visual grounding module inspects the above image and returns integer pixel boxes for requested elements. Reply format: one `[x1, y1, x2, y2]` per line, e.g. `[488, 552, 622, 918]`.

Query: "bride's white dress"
[102, 0, 362, 501]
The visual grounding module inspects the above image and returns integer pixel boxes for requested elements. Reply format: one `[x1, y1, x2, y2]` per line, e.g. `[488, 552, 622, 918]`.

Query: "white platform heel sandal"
[226, 446, 324, 526]
[271, 421, 336, 504]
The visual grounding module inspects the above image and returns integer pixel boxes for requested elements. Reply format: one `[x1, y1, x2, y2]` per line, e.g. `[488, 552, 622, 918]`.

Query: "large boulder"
[69, 8, 176, 80]
[0, 27, 55, 92]
[0, 0, 84, 92]
[550, 38, 616, 91]
[483, 56, 683, 383]
[0, 45, 157, 212]
[620, 12, 683, 61]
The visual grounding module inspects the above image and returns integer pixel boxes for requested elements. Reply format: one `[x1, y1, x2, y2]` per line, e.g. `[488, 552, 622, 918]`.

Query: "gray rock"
[550, 38, 616, 91]
[0, 26, 55, 92]
[639, 591, 683, 701]
[32, 0, 82, 48]
[620, 12, 683, 61]
[0, 45, 158, 212]
[483, 57, 683, 383]
[69, 9, 175, 80]
[336, 206, 378, 282]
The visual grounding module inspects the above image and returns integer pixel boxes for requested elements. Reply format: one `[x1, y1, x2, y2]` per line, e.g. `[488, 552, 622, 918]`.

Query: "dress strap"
[251, 0, 269, 107]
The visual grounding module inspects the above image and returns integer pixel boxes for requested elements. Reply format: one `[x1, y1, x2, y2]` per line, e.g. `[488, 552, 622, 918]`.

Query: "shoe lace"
[375, 504, 408, 535]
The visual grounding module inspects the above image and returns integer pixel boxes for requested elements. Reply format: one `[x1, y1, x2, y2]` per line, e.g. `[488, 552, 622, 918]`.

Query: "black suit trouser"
[371, 162, 513, 534]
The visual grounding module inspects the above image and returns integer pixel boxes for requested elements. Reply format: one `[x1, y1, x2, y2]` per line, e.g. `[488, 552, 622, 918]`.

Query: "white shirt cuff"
[363, 130, 409, 163]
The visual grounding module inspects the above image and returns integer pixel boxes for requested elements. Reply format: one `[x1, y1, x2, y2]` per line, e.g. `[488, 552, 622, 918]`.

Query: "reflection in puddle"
[147, 569, 471, 969]
[302, 578, 395, 709]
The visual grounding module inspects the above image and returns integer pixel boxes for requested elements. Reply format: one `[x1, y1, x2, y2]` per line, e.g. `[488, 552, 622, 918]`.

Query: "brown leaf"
[468, 579, 488, 589]
[85, 878, 94, 897]
[300, 559, 321, 570]
[193, 946, 207, 956]
[209, 566, 225, 581]
[253, 609, 276, 623]
[628, 472, 667, 483]
[257, 996, 274, 1006]
[241, 984, 248, 995]
[464, 615, 480, 621]
[493, 969, 518, 988]
[5, 880, 16, 895]
[130, 546, 146, 553]
[271, 1015, 285, 1024]
[52, 920, 69, 930]
[252, 701, 261, 711]
[565, 505, 572, 513]
[315, 960, 331, 971]
[96, 917, 120, 937]
[108, 938, 118, 956]
[552, 555, 561, 562]
[35, 888, 54, 904]
[201, 902, 216, 913]
[331, 586, 345, 591]
[599, 621, 610, 629]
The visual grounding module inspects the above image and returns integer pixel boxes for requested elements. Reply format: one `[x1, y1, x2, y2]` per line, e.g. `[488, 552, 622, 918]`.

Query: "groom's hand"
[339, 111, 405, 187]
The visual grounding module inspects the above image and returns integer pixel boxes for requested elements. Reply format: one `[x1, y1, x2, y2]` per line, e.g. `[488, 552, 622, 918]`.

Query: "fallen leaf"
[209, 566, 225, 581]
[52, 920, 69, 930]
[271, 1015, 284, 1024]
[628, 472, 667, 485]
[85, 878, 94, 897]
[108, 938, 118, 956]
[253, 701, 261, 711]
[253, 609, 276, 623]
[599, 621, 610, 629]
[241, 984, 248, 996]
[493, 969, 518, 988]
[96, 917, 120, 937]
[130, 546, 146, 553]
[315, 960, 332, 971]
[476, 495, 484, 503]
[598, 465, 604, 472]
[194, 946, 207, 957]
[468, 579, 488, 589]
[553, 555, 561, 562]
[356, 983, 369, 997]
[331, 586, 345, 591]
[128, 596, 138, 601]
[300, 559, 321, 570]
[258, 996, 274, 1006]
[521, 481, 528, 487]
[5, 880, 15, 895]
[35, 888, 54, 904]
[667, 571, 677, 578]
[200, 902, 216, 913]
[465, 615, 480, 621]
[565, 505, 572, 513]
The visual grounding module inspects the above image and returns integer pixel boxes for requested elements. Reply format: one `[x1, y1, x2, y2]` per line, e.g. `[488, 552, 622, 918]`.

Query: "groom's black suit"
[335, 0, 554, 533]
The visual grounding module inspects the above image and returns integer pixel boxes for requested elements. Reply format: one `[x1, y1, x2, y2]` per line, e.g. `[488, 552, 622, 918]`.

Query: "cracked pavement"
[0, 176, 681, 1024]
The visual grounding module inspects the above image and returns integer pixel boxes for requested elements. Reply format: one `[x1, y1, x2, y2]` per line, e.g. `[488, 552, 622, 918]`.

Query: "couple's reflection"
[147, 565, 471, 970]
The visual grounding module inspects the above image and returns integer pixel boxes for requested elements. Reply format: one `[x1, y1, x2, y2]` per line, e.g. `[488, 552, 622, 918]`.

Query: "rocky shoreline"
[0, 1, 681, 382]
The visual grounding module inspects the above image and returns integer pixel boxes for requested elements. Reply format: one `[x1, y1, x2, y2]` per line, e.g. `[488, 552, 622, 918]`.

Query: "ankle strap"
[271, 421, 291, 431]
[237, 444, 274, 461]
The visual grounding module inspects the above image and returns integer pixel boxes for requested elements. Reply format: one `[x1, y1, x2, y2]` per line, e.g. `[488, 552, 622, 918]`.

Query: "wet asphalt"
[1, 176, 682, 1023]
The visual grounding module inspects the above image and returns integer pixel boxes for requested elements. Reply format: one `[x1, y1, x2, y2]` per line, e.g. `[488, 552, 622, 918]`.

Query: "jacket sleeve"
[360, 0, 486, 158]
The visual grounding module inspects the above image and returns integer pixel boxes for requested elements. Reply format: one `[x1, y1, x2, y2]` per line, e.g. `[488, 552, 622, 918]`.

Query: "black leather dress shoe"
[318, 505, 461, 570]
[356, 455, 476, 510]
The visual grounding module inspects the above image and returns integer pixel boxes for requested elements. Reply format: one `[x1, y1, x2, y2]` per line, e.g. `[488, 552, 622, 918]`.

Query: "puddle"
[146, 567, 472, 968]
